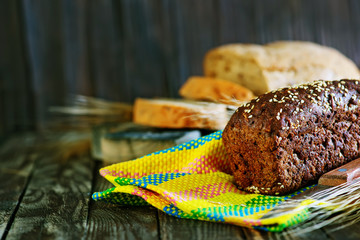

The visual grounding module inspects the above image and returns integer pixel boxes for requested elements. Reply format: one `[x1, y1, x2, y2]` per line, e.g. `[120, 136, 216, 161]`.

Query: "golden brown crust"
[179, 76, 255, 105]
[204, 41, 360, 95]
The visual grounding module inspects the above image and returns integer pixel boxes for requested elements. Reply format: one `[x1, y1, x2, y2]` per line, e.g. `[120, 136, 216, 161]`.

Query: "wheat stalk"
[263, 179, 360, 235]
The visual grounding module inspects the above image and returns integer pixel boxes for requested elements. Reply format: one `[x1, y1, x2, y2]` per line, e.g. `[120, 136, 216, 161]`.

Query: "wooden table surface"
[1, 131, 360, 240]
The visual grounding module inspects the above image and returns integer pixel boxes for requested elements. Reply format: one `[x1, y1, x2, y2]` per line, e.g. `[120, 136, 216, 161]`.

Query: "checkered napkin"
[92, 131, 313, 232]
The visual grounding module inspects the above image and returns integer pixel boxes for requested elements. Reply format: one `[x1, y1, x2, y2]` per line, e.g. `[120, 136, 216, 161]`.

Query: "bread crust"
[179, 76, 254, 105]
[133, 98, 231, 130]
[204, 41, 360, 95]
[223, 79, 360, 195]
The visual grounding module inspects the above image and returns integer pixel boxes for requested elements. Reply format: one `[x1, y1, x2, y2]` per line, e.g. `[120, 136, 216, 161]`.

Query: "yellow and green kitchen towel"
[92, 130, 313, 232]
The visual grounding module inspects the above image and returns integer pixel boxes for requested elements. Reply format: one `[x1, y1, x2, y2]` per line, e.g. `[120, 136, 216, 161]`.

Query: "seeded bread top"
[232, 79, 360, 135]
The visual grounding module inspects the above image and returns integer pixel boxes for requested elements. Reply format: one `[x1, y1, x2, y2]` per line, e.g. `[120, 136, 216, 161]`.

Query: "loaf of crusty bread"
[222, 79, 360, 195]
[179, 76, 254, 105]
[133, 98, 235, 130]
[204, 41, 360, 95]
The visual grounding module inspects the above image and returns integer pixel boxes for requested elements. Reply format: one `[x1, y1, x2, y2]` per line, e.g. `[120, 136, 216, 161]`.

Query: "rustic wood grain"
[21, 0, 70, 130]
[85, 161, 159, 240]
[2, 132, 360, 239]
[253, 0, 294, 43]
[0, 0, 34, 137]
[158, 210, 246, 240]
[87, 0, 127, 102]
[62, 0, 93, 96]
[157, 0, 187, 97]
[323, 223, 360, 240]
[289, 0, 318, 42]
[242, 227, 330, 240]
[158, 210, 331, 240]
[5, 143, 93, 239]
[217, 0, 256, 44]
[173, 0, 219, 78]
[0, 135, 36, 239]
[120, 0, 169, 101]
[2, 0, 360, 134]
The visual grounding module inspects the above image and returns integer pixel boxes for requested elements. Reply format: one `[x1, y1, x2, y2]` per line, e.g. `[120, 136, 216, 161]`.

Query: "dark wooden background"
[1, 0, 360, 139]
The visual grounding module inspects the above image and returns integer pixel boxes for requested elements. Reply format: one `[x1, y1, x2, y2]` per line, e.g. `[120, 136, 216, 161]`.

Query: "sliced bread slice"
[133, 98, 235, 130]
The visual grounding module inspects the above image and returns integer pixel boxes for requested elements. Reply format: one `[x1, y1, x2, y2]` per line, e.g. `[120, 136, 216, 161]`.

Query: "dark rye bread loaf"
[222, 79, 360, 195]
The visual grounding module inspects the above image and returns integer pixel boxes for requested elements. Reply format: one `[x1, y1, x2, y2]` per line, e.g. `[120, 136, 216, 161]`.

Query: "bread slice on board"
[133, 98, 235, 130]
[204, 41, 360, 95]
[179, 76, 254, 105]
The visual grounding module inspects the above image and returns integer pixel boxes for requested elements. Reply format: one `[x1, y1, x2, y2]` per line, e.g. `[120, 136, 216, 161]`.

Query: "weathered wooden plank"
[159, 210, 331, 240]
[242, 227, 330, 240]
[156, 0, 220, 98]
[253, 0, 294, 44]
[0, 134, 37, 239]
[323, 223, 360, 240]
[289, 0, 318, 42]
[21, 0, 67, 130]
[62, 0, 93, 96]
[86, 202, 159, 240]
[157, 0, 186, 97]
[85, 161, 159, 240]
[217, 0, 257, 44]
[5, 141, 94, 239]
[241, 228, 277, 240]
[86, 0, 128, 102]
[119, 0, 168, 101]
[0, 0, 15, 136]
[2, 0, 360, 135]
[0, 0, 34, 136]
[175, 0, 218, 77]
[158, 211, 245, 240]
[0, 170, 28, 237]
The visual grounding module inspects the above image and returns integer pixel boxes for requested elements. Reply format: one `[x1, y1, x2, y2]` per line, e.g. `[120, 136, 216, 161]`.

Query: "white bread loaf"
[179, 76, 254, 105]
[204, 41, 360, 95]
[133, 98, 235, 130]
